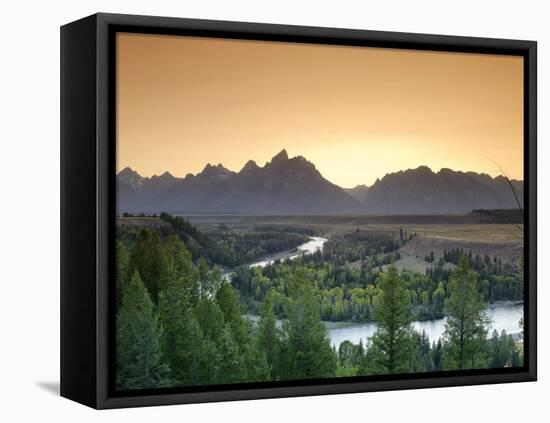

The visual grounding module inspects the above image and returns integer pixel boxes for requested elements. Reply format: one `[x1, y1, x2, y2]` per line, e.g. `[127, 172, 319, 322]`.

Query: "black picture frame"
[60, 12, 537, 409]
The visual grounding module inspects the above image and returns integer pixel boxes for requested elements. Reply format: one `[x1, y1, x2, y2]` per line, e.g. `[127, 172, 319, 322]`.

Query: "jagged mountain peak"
[118, 166, 140, 177]
[402, 165, 434, 177]
[117, 167, 144, 191]
[270, 149, 289, 163]
[197, 163, 234, 180]
[265, 150, 318, 176]
[240, 159, 260, 173]
[151, 170, 175, 180]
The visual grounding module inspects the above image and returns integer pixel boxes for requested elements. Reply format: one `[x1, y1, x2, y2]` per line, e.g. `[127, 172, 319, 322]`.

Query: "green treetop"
[127, 229, 169, 303]
[360, 266, 412, 374]
[283, 285, 337, 380]
[442, 256, 490, 370]
[116, 270, 170, 390]
[255, 292, 282, 378]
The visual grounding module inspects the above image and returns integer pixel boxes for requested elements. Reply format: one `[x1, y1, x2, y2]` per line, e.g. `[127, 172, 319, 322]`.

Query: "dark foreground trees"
[116, 270, 170, 389]
[442, 256, 490, 370]
[488, 329, 516, 368]
[351, 258, 520, 376]
[116, 228, 522, 389]
[116, 228, 338, 389]
[255, 293, 282, 377]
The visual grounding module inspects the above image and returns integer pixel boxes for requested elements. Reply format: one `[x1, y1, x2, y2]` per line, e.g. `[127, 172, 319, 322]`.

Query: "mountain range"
[117, 149, 523, 215]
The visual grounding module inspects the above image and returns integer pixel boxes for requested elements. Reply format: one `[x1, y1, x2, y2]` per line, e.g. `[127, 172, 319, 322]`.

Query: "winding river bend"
[238, 236, 523, 347]
[223, 236, 328, 280]
[249, 236, 328, 268]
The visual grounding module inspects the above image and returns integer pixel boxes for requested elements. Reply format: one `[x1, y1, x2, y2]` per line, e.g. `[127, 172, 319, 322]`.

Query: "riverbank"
[222, 235, 328, 280]
[249, 236, 328, 268]
[245, 302, 524, 348]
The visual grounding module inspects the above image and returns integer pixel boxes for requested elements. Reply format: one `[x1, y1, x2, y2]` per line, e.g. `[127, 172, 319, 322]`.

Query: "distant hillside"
[363, 166, 523, 214]
[344, 185, 369, 203]
[117, 153, 523, 215]
[117, 168, 182, 214]
[117, 213, 225, 266]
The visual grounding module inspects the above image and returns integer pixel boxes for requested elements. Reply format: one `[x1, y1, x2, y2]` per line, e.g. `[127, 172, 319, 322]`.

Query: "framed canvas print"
[60, 13, 537, 409]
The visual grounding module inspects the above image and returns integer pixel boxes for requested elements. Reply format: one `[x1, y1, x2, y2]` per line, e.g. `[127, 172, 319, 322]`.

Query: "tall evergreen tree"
[408, 330, 434, 372]
[243, 336, 270, 382]
[163, 235, 196, 284]
[357, 339, 365, 359]
[216, 281, 268, 381]
[194, 297, 225, 342]
[217, 324, 245, 384]
[283, 285, 337, 380]
[158, 277, 187, 382]
[157, 268, 214, 386]
[442, 256, 490, 370]
[174, 314, 215, 385]
[116, 270, 170, 389]
[360, 266, 412, 374]
[216, 282, 247, 345]
[256, 293, 282, 378]
[432, 339, 443, 371]
[488, 330, 515, 368]
[127, 229, 169, 303]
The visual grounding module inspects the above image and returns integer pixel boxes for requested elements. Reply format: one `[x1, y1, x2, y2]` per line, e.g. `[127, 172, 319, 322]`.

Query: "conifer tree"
[442, 256, 490, 370]
[216, 282, 247, 345]
[432, 339, 443, 371]
[195, 297, 225, 342]
[158, 277, 187, 382]
[256, 293, 282, 378]
[174, 315, 214, 385]
[357, 339, 365, 361]
[216, 281, 268, 381]
[116, 270, 170, 389]
[408, 330, 433, 372]
[127, 229, 169, 303]
[488, 330, 515, 368]
[217, 324, 245, 384]
[243, 338, 270, 382]
[361, 266, 412, 374]
[157, 267, 211, 386]
[163, 235, 196, 282]
[283, 285, 337, 380]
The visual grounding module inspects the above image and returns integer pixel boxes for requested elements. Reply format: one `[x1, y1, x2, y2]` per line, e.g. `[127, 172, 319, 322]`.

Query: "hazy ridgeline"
[117, 151, 524, 215]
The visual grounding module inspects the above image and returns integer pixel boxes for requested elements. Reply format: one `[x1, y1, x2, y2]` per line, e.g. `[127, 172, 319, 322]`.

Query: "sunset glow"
[117, 33, 524, 187]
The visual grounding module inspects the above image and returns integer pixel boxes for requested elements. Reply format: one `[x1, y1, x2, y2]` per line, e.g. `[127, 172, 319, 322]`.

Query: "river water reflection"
[248, 236, 328, 268]
[327, 303, 523, 347]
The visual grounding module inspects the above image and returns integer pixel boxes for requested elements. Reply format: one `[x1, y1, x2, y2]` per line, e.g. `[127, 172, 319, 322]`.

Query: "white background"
[0, 0, 547, 421]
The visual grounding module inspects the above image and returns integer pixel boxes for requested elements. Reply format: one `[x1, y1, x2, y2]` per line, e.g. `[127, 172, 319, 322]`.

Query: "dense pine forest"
[116, 215, 524, 390]
[233, 231, 523, 321]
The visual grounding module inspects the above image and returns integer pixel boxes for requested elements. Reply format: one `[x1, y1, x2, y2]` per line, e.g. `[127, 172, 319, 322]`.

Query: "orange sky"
[116, 32, 524, 187]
